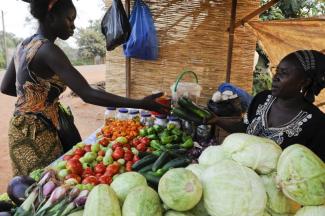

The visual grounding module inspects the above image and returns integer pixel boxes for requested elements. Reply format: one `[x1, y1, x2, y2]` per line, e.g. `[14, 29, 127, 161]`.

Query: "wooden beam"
[233, 0, 280, 29]
[226, 0, 238, 83]
[125, 0, 131, 98]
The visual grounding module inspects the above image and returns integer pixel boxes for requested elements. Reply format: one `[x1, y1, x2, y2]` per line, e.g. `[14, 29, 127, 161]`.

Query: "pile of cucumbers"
[172, 96, 212, 124]
[132, 124, 194, 186]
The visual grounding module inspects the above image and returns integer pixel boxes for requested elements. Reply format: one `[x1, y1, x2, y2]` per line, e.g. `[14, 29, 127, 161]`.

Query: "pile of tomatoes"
[100, 120, 143, 141]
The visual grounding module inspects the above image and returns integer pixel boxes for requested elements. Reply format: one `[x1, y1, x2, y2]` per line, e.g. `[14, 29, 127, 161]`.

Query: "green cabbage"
[294, 206, 325, 216]
[221, 133, 282, 174]
[263, 212, 271, 216]
[198, 145, 229, 166]
[185, 164, 207, 182]
[111, 172, 147, 203]
[158, 168, 202, 211]
[122, 186, 162, 216]
[202, 160, 266, 216]
[164, 210, 194, 216]
[277, 144, 325, 206]
[189, 198, 209, 216]
[260, 172, 300, 215]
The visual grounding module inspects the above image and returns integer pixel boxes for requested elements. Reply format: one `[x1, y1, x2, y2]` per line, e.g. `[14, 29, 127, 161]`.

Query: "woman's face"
[271, 58, 306, 99]
[51, 7, 76, 40]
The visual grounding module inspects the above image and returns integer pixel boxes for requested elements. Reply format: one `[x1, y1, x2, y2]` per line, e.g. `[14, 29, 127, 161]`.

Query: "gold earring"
[300, 88, 303, 94]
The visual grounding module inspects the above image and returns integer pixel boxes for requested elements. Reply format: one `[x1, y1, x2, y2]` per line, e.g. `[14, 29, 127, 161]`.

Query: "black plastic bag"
[207, 97, 242, 117]
[101, 0, 131, 51]
[57, 104, 82, 153]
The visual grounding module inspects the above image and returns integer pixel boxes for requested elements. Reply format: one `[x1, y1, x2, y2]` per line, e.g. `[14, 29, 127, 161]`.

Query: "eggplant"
[7, 176, 36, 206]
[0, 212, 11, 216]
[0, 201, 13, 212]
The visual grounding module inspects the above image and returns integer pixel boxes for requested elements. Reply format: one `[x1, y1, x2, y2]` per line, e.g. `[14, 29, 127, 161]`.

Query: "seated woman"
[208, 50, 325, 161]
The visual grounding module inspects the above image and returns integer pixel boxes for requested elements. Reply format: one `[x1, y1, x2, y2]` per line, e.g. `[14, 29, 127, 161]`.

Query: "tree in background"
[0, 33, 21, 69]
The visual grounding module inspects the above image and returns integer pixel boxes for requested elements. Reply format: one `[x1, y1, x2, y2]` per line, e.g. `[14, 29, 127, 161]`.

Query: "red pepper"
[112, 147, 124, 160]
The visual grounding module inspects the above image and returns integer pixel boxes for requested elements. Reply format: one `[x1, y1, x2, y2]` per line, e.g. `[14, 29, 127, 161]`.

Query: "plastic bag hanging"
[101, 0, 131, 51]
[123, 0, 158, 60]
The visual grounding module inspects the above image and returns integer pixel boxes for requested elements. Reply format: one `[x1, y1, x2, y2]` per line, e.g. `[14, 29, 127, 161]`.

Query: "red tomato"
[82, 176, 98, 185]
[124, 150, 134, 162]
[74, 148, 85, 157]
[140, 137, 150, 145]
[72, 155, 81, 160]
[84, 145, 92, 152]
[105, 163, 120, 176]
[63, 155, 73, 161]
[65, 174, 81, 183]
[97, 150, 105, 157]
[125, 161, 133, 172]
[95, 173, 102, 178]
[98, 175, 112, 184]
[99, 138, 109, 147]
[66, 159, 83, 175]
[132, 139, 141, 147]
[112, 147, 124, 160]
[82, 167, 94, 178]
[136, 143, 146, 152]
[133, 155, 140, 163]
[94, 163, 106, 174]
[112, 143, 122, 151]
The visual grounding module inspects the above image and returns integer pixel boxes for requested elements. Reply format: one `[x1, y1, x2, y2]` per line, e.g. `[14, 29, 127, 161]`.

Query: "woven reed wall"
[104, 0, 259, 105]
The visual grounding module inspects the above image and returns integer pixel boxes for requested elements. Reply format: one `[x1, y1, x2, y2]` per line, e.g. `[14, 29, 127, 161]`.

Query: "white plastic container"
[117, 108, 129, 120]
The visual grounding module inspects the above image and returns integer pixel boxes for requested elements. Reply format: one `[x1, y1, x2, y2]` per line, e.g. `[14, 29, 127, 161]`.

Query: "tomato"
[99, 138, 109, 147]
[136, 143, 146, 152]
[95, 173, 102, 178]
[82, 167, 94, 178]
[124, 150, 134, 162]
[63, 155, 73, 161]
[112, 147, 124, 160]
[84, 145, 92, 152]
[105, 163, 120, 176]
[74, 148, 85, 157]
[97, 150, 105, 157]
[98, 175, 112, 184]
[65, 174, 81, 183]
[112, 143, 122, 151]
[82, 176, 98, 185]
[125, 161, 133, 172]
[66, 159, 83, 175]
[94, 163, 106, 174]
[132, 139, 141, 147]
[133, 155, 140, 163]
[140, 137, 150, 145]
[72, 155, 81, 160]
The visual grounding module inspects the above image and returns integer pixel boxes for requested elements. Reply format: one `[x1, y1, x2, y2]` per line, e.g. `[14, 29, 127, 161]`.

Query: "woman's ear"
[301, 78, 312, 93]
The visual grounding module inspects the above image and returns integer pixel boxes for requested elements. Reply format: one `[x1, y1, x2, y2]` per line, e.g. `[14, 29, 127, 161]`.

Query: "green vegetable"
[67, 210, 84, 216]
[103, 155, 114, 166]
[180, 138, 193, 149]
[153, 125, 163, 133]
[162, 157, 191, 170]
[185, 164, 207, 182]
[164, 210, 194, 216]
[147, 127, 156, 135]
[142, 172, 161, 186]
[138, 151, 151, 158]
[111, 172, 147, 204]
[160, 136, 174, 145]
[29, 169, 44, 181]
[277, 144, 325, 206]
[294, 206, 325, 216]
[189, 199, 209, 216]
[138, 163, 155, 173]
[152, 150, 163, 156]
[147, 134, 159, 140]
[132, 154, 158, 171]
[172, 107, 203, 124]
[178, 96, 212, 119]
[139, 128, 147, 137]
[158, 168, 202, 211]
[91, 143, 100, 153]
[122, 186, 163, 216]
[165, 144, 178, 150]
[154, 169, 167, 177]
[83, 152, 97, 163]
[198, 146, 229, 166]
[152, 151, 169, 172]
[84, 184, 121, 216]
[171, 128, 182, 136]
[55, 161, 67, 170]
[167, 123, 176, 130]
[202, 160, 266, 216]
[115, 136, 128, 144]
[150, 140, 162, 150]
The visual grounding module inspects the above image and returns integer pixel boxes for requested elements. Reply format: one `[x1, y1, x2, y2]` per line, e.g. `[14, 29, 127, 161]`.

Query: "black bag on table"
[101, 0, 131, 51]
[57, 104, 82, 152]
[207, 97, 242, 117]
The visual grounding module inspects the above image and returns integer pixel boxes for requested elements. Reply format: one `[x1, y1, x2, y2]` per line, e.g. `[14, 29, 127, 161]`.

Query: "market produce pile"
[1, 98, 324, 216]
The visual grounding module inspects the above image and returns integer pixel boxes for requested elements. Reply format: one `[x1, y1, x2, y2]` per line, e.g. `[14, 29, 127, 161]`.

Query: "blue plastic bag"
[123, 0, 158, 60]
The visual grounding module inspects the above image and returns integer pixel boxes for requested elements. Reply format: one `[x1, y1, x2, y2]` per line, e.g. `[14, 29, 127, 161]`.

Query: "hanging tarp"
[247, 17, 325, 66]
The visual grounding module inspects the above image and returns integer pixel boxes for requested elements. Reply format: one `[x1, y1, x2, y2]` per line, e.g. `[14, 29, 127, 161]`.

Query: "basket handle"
[173, 69, 199, 92]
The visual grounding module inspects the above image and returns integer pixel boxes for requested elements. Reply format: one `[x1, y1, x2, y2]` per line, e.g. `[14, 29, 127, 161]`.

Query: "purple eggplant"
[7, 176, 36, 206]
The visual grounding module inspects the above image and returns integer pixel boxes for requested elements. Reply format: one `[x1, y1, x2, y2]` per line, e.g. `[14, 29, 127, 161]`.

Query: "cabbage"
[122, 186, 163, 216]
[164, 210, 194, 216]
[260, 173, 300, 215]
[294, 205, 325, 216]
[158, 168, 202, 211]
[202, 160, 266, 216]
[189, 198, 209, 216]
[221, 133, 282, 174]
[111, 172, 147, 203]
[263, 212, 271, 216]
[277, 144, 325, 206]
[185, 164, 207, 181]
[198, 145, 229, 166]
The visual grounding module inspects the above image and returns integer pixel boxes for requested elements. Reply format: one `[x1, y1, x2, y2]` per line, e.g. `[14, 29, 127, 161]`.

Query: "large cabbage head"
[294, 205, 325, 216]
[164, 210, 194, 216]
[198, 145, 229, 166]
[185, 164, 207, 182]
[277, 144, 325, 206]
[202, 160, 267, 216]
[260, 172, 300, 215]
[189, 198, 209, 216]
[111, 172, 147, 203]
[158, 168, 202, 211]
[221, 133, 282, 174]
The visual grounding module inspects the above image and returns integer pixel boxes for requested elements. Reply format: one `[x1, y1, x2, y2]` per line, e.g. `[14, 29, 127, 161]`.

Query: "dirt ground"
[0, 64, 106, 193]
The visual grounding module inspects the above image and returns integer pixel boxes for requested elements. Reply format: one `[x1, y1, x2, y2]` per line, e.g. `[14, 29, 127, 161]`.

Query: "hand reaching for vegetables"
[141, 92, 170, 115]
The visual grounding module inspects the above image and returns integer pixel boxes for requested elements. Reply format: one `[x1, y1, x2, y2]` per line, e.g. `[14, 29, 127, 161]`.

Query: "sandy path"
[0, 64, 106, 193]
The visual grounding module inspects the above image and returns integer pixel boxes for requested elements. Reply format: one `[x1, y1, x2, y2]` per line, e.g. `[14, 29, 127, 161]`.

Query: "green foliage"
[0, 32, 22, 69]
[252, 67, 272, 96]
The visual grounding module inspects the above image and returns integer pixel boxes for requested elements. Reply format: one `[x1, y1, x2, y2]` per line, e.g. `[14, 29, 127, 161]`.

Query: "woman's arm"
[0, 58, 17, 97]
[34, 43, 167, 113]
[207, 114, 247, 133]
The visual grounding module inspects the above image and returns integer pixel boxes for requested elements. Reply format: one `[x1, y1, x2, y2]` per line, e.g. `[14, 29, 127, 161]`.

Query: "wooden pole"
[125, 0, 131, 98]
[226, 0, 238, 83]
[1, 10, 7, 68]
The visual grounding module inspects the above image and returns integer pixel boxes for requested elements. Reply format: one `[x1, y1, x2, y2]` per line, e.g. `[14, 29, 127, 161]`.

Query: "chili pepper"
[180, 138, 194, 149]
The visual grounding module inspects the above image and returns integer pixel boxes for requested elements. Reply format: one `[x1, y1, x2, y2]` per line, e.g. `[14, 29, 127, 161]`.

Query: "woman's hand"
[203, 112, 219, 125]
[141, 92, 170, 115]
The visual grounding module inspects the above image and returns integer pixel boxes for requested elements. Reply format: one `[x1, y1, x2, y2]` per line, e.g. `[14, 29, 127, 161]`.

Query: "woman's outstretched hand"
[141, 92, 170, 115]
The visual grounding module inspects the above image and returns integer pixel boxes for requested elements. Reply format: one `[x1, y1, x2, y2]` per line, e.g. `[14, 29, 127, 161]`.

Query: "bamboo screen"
[104, 0, 259, 105]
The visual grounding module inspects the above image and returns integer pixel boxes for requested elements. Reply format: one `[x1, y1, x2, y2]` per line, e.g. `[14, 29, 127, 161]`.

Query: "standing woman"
[0, 0, 167, 176]
[208, 50, 325, 161]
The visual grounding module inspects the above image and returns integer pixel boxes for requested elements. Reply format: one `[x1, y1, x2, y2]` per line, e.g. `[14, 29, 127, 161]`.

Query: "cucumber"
[178, 97, 212, 118]
[142, 172, 161, 186]
[138, 151, 151, 158]
[132, 154, 158, 171]
[172, 107, 203, 124]
[152, 151, 170, 172]
[162, 157, 191, 170]
[138, 163, 154, 173]
[168, 148, 188, 158]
